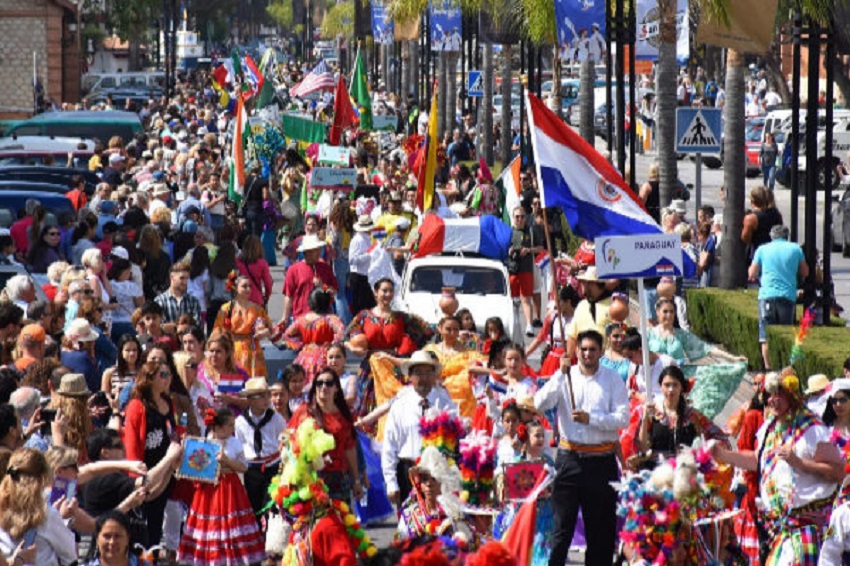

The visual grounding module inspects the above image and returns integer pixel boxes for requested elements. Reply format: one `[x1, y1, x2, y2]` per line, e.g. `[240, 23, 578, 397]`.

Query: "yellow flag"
[419, 88, 439, 212]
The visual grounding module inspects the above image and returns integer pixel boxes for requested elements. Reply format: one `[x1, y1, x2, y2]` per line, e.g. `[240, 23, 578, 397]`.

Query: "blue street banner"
[554, 0, 606, 65]
[371, 1, 394, 45]
[430, 0, 462, 52]
[635, 0, 689, 64]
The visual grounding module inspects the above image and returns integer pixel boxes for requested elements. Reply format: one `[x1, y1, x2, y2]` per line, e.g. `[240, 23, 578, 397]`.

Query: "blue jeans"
[333, 256, 352, 325]
[762, 165, 776, 190]
[758, 297, 795, 342]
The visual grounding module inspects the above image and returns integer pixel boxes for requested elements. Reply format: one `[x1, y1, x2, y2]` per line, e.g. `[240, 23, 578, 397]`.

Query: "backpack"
[705, 81, 718, 99]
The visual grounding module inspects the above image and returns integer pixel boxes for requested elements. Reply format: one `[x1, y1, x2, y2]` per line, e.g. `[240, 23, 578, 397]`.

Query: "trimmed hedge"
[686, 288, 849, 379]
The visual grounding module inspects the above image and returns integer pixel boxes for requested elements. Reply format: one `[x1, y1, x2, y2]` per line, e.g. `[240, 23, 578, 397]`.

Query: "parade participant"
[382, 351, 458, 506]
[821, 380, 850, 564]
[155, 263, 201, 326]
[236, 235, 273, 309]
[290, 368, 363, 502]
[195, 332, 249, 413]
[396, 445, 471, 542]
[732, 380, 768, 563]
[278, 234, 338, 325]
[234, 378, 287, 521]
[213, 275, 272, 377]
[327, 344, 360, 412]
[268, 419, 371, 566]
[281, 287, 345, 383]
[348, 215, 377, 315]
[712, 371, 844, 565]
[635, 366, 728, 464]
[527, 286, 580, 377]
[345, 278, 430, 423]
[600, 322, 630, 382]
[177, 407, 266, 566]
[748, 224, 808, 371]
[277, 364, 307, 421]
[619, 329, 676, 400]
[534, 330, 629, 566]
[509, 206, 543, 336]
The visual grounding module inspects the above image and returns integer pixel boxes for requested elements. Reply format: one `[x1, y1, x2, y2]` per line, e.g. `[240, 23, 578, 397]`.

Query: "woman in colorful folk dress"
[213, 276, 272, 378]
[282, 288, 345, 383]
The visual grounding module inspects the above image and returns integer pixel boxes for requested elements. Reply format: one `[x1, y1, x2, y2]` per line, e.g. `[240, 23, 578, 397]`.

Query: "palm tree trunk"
[438, 51, 448, 139]
[482, 43, 494, 166]
[401, 42, 409, 101]
[409, 40, 418, 101]
[447, 52, 458, 134]
[720, 48, 747, 289]
[381, 44, 389, 90]
[578, 57, 594, 143]
[655, 0, 678, 208]
[501, 43, 512, 168]
[549, 49, 562, 118]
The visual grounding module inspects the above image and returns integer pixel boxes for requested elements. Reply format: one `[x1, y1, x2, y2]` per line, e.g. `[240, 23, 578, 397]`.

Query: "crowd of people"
[0, 57, 847, 566]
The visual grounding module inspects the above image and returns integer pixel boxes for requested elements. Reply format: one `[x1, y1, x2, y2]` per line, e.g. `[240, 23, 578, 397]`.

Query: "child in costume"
[177, 408, 266, 566]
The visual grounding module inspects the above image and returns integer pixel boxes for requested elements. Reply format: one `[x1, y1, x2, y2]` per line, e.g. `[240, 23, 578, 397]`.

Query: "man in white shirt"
[535, 329, 629, 566]
[382, 350, 457, 506]
[349, 214, 377, 314]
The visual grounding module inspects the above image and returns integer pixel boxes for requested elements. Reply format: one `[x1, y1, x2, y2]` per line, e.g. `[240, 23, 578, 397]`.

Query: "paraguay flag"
[413, 214, 513, 261]
[526, 92, 661, 240]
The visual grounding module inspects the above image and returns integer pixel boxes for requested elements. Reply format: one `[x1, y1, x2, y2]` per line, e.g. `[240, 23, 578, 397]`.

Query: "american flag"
[290, 60, 335, 98]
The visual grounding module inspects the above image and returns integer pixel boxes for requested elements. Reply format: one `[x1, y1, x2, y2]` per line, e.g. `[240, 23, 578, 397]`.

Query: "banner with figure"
[554, 0, 606, 65]
[371, 1, 394, 45]
[635, 0, 690, 64]
[429, 0, 462, 51]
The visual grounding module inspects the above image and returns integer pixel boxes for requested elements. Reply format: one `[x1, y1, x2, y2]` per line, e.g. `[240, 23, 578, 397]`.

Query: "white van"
[86, 72, 165, 94]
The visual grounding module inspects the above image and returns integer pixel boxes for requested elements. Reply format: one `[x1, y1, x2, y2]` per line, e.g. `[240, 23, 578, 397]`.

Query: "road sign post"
[467, 70, 483, 98]
[676, 108, 721, 218]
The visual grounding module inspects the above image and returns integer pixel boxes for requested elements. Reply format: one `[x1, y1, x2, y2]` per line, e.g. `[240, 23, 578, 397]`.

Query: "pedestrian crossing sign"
[675, 108, 722, 154]
[468, 70, 483, 97]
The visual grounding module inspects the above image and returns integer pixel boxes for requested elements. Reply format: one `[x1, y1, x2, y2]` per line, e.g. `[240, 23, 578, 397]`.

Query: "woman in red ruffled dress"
[177, 407, 266, 566]
[525, 286, 580, 378]
[281, 288, 345, 383]
[344, 277, 430, 433]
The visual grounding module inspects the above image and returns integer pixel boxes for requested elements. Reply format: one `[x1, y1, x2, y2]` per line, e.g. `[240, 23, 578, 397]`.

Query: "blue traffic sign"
[467, 70, 483, 97]
[675, 108, 722, 154]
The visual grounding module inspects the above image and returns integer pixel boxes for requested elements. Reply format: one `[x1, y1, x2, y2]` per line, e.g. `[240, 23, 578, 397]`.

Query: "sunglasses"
[833, 397, 850, 405]
[47, 232, 60, 236]
[315, 380, 335, 388]
[83, 289, 94, 295]
[157, 371, 171, 379]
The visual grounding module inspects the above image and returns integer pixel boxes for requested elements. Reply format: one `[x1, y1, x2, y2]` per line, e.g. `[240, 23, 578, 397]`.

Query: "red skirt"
[177, 473, 267, 566]
[538, 347, 565, 378]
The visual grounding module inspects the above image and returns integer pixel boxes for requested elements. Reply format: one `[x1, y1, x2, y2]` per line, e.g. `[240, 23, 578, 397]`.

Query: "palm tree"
[517, 0, 560, 116]
[578, 58, 594, 143]
[500, 43, 513, 167]
[655, 0, 679, 208]
[481, 42, 495, 165]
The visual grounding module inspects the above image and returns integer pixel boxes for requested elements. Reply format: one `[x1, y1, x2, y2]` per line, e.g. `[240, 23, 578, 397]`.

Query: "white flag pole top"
[637, 279, 652, 400]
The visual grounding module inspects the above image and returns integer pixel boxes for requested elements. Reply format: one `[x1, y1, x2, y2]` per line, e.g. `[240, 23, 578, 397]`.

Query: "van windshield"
[410, 266, 507, 295]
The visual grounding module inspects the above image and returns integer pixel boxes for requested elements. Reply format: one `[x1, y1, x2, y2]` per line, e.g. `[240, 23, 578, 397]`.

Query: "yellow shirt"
[566, 297, 612, 339]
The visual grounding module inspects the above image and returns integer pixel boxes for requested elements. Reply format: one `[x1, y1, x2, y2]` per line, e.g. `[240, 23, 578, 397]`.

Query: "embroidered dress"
[177, 436, 266, 566]
[213, 301, 272, 377]
[283, 313, 346, 383]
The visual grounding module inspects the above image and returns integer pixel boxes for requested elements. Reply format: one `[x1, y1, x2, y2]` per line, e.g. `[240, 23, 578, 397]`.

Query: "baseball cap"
[20, 324, 45, 344]
[108, 153, 125, 164]
[111, 246, 129, 260]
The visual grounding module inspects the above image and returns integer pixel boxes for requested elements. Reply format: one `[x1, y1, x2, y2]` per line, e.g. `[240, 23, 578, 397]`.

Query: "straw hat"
[401, 350, 442, 374]
[576, 266, 603, 283]
[353, 215, 375, 232]
[296, 234, 327, 252]
[515, 395, 541, 416]
[66, 319, 98, 342]
[57, 374, 92, 397]
[240, 377, 270, 397]
[804, 374, 831, 395]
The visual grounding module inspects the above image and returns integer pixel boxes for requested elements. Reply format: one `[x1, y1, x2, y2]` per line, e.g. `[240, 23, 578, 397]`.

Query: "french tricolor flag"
[412, 214, 513, 261]
[534, 251, 550, 271]
[526, 92, 661, 240]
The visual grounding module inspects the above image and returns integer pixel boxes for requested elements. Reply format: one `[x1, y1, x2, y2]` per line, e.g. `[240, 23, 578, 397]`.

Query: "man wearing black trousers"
[535, 329, 629, 565]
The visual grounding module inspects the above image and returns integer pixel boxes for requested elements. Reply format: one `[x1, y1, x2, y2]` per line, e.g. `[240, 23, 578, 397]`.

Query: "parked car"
[0, 180, 72, 195]
[0, 166, 99, 195]
[3, 111, 143, 142]
[398, 253, 519, 343]
[832, 186, 850, 257]
[0, 190, 75, 229]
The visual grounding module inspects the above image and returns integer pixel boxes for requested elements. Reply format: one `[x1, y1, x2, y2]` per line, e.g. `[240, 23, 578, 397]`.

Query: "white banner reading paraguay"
[594, 234, 684, 279]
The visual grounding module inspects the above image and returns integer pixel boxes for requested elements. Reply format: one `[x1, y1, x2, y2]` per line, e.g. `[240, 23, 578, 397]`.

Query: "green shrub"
[686, 288, 849, 380]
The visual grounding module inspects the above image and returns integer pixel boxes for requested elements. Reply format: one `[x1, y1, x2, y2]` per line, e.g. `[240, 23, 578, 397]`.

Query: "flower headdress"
[224, 269, 239, 295]
[419, 409, 466, 463]
[458, 430, 497, 508]
[203, 408, 216, 427]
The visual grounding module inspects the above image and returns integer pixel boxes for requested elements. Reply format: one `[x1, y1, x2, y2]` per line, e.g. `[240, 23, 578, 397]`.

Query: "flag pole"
[523, 75, 575, 409]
